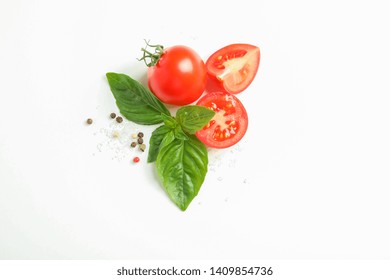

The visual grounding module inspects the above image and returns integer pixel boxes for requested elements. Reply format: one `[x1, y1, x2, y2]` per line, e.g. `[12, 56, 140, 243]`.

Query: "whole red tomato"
[143, 44, 206, 106]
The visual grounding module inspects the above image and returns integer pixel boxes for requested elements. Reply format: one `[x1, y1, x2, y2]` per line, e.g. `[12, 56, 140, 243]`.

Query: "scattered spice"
[110, 112, 116, 119]
[130, 142, 137, 148]
[116, 116, 123, 123]
[139, 144, 146, 152]
[86, 118, 93, 125]
[133, 156, 140, 163]
[137, 138, 144, 144]
[138, 132, 144, 138]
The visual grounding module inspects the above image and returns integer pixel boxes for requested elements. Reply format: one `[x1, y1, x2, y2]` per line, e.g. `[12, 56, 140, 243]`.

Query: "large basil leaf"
[106, 72, 171, 125]
[147, 125, 175, 163]
[176, 105, 215, 134]
[156, 135, 208, 211]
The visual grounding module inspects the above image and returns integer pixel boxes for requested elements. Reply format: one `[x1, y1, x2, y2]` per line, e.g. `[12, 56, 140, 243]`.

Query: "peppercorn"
[139, 144, 146, 152]
[137, 138, 143, 144]
[110, 112, 116, 119]
[130, 142, 137, 148]
[133, 156, 140, 163]
[86, 118, 93, 125]
[137, 132, 144, 138]
[116, 116, 123, 123]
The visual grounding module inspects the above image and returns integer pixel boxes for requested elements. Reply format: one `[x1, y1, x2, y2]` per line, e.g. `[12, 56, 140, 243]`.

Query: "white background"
[0, 0, 389, 260]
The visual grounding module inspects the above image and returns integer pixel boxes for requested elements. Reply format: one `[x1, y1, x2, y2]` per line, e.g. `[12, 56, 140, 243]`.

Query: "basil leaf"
[106, 72, 171, 125]
[174, 125, 189, 140]
[176, 105, 215, 134]
[161, 114, 177, 129]
[160, 130, 175, 147]
[156, 135, 208, 211]
[147, 125, 175, 163]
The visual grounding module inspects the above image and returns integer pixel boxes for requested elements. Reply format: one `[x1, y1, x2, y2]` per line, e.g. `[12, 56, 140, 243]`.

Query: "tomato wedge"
[195, 92, 248, 148]
[206, 44, 260, 94]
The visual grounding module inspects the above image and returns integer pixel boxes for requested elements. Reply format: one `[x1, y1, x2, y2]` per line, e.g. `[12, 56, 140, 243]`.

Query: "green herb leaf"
[148, 125, 175, 163]
[161, 114, 177, 129]
[156, 135, 208, 211]
[106, 73, 214, 211]
[176, 105, 215, 134]
[174, 125, 189, 140]
[106, 72, 171, 125]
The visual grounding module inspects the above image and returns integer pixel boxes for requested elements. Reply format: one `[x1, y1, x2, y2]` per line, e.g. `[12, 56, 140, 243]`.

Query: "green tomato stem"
[138, 40, 164, 67]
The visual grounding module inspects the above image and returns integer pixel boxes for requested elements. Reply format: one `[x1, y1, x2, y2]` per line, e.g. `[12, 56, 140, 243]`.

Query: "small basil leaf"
[148, 125, 175, 163]
[174, 125, 189, 140]
[161, 114, 177, 129]
[156, 135, 208, 211]
[161, 130, 175, 148]
[176, 105, 215, 134]
[106, 72, 171, 125]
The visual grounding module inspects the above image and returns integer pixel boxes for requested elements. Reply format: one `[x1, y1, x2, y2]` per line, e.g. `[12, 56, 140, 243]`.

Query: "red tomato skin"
[147, 45, 207, 106]
[205, 74, 226, 94]
[195, 92, 248, 149]
[206, 44, 260, 94]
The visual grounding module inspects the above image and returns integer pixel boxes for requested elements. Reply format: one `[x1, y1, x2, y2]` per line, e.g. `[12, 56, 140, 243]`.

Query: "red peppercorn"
[133, 157, 140, 163]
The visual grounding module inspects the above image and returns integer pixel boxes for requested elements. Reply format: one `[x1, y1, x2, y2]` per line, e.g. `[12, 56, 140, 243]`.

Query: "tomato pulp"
[195, 92, 248, 148]
[147, 45, 207, 106]
[206, 44, 260, 94]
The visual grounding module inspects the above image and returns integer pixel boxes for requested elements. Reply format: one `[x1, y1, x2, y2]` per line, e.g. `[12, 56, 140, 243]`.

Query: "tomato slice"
[195, 92, 248, 148]
[206, 44, 260, 94]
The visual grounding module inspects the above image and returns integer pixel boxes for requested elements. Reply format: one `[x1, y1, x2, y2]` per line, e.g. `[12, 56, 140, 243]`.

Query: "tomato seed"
[132, 133, 138, 139]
